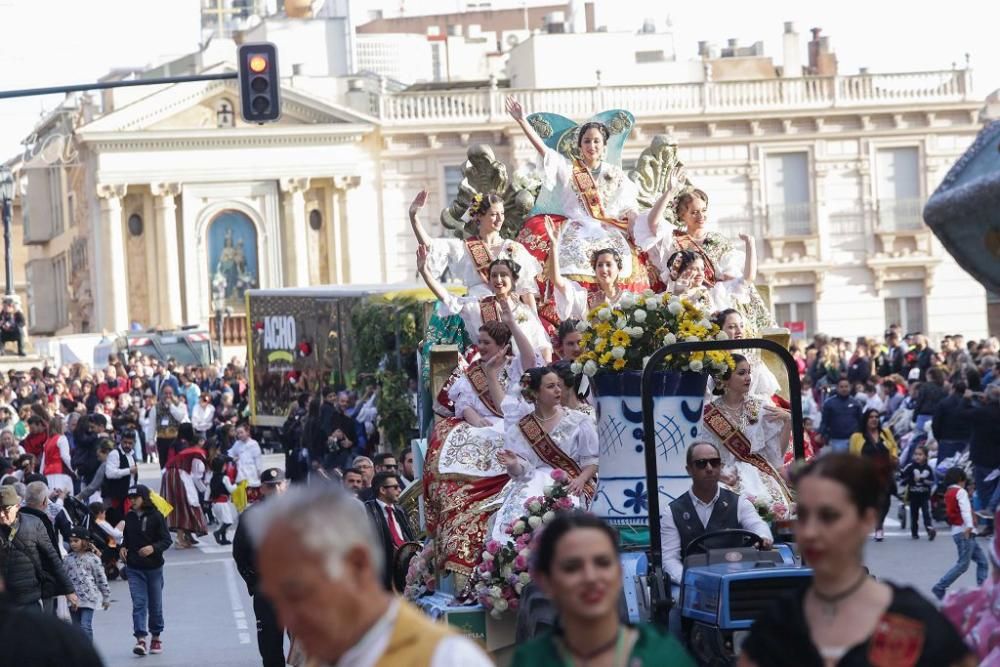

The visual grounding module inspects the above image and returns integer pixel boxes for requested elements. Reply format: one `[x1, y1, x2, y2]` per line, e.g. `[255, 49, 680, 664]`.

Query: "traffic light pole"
[0, 72, 238, 101]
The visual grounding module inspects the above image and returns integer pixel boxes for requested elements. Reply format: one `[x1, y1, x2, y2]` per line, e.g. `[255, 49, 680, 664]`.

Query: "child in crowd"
[209, 457, 238, 545]
[64, 526, 111, 641]
[933, 467, 988, 600]
[90, 501, 125, 579]
[899, 445, 937, 540]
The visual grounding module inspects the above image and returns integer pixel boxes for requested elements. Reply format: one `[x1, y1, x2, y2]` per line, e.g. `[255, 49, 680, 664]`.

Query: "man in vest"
[364, 471, 414, 590]
[103, 431, 139, 525]
[661, 441, 773, 589]
[251, 484, 492, 667]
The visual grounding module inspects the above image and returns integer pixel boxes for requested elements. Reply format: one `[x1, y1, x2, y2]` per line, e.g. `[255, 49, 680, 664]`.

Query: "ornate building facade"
[15, 62, 990, 343]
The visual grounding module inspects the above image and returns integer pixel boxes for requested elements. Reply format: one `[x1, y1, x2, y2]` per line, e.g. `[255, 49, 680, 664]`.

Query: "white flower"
[583, 360, 598, 376]
[570, 361, 583, 374]
[646, 295, 661, 310]
[611, 346, 626, 360]
[482, 551, 494, 561]
[514, 582, 524, 594]
[511, 521, 526, 535]
[528, 515, 543, 529]
[615, 317, 627, 330]
[667, 300, 683, 315]
[630, 326, 644, 337]
[597, 308, 612, 321]
[643, 288, 655, 297]
[662, 333, 677, 346]
[619, 291, 636, 307]
[685, 336, 700, 343]
[690, 360, 704, 372]
[543, 485, 556, 498]
[490, 609, 504, 619]
[716, 331, 729, 340]
[575, 320, 589, 333]
[519, 572, 532, 585]
[490, 586, 502, 599]
[494, 598, 509, 612]
[542, 510, 556, 524]
[699, 319, 712, 329]
[633, 309, 647, 323]
[528, 500, 542, 513]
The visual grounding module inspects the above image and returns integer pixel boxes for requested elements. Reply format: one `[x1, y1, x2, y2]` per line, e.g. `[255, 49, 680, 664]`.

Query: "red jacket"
[21, 431, 47, 459]
[96, 378, 130, 403]
[945, 486, 965, 526]
[42, 435, 67, 476]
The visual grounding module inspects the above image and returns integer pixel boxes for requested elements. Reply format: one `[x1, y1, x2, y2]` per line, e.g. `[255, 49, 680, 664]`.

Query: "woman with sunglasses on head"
[512, 512, 695, 667]
[739, 454, 975, 667]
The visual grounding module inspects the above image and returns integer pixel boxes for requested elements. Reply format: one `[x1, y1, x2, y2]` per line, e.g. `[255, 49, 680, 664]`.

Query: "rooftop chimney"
[727, 38, 738, 48]
[807, 27, 838, 76]
[782, 21, 801, 78]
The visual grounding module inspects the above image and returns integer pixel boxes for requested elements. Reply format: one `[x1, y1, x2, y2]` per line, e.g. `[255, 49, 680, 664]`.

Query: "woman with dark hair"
[506, 96, 670, 291]
[711, 308, 781, 397]
[555, 319, 583, 361]
[492, 366, 598, 542]
[739, 454, 974, 667]
[418, 246, 552, 362]
[550, 360, 592, 416]
[408, 189, 541, 298]
[511, 512, 695, 666]
[848, 408, 898, 541]
[700, 354, 793, 508]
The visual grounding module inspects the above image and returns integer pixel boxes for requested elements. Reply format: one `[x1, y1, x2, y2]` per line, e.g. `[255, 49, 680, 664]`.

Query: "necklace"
[812, 570, 869, 619]
[535, 407, 560, 422]
[557, 626, 626, 667]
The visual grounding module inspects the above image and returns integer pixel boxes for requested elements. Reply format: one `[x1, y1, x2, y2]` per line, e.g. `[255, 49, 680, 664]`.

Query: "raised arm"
[739, 233, 757, 282]
[643, 188, 674, 240]
[416, 245, 450, 303]
[408, 190, 432, 247]
[499, 298, 535, 372]
[505, 96, 546, 157]
[543, 216, 569, 292]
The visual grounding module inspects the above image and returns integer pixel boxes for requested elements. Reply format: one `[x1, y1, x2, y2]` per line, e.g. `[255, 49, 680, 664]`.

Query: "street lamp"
[212, 273, 228, 363]
[0, 166, 14, 297]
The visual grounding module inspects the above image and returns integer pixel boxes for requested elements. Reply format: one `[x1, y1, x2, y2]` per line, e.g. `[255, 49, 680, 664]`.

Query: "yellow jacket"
[849, 428, 898, 460]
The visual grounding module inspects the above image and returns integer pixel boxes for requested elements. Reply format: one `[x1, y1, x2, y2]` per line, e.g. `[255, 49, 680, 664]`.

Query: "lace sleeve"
[553, 281, 589, 321]
[573, 415, 600, 468]
[630, 208, 670, 251]
[605, 169, 640, 219]
[424, 237, 465, 281]
[539, 146, 570, 191]
[449, 375, 482, 418]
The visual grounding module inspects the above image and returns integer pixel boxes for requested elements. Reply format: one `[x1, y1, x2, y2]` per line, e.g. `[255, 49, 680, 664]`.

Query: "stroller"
[65, 495, 125, 580]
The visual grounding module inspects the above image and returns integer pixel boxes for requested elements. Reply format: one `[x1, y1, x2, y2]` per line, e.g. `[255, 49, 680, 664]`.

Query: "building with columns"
[12, 23, 994, 346]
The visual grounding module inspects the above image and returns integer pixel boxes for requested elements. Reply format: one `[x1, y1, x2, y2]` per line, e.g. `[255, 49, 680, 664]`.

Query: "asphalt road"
[89, 461, 984, 666]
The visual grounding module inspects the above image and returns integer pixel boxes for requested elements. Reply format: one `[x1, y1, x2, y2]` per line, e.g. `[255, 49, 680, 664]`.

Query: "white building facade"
[15, 60, 990, 344]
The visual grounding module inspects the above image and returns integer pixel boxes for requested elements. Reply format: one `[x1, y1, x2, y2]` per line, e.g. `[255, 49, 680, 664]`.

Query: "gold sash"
[571, 158, 629, 231]
[464, 362, 502, 418]
[702, 403, 791, 501]
[464, 236, 493, 284]
[518, 413, 596, 500]
[478, 296, 502, 323]
[672, 230, 718, 286]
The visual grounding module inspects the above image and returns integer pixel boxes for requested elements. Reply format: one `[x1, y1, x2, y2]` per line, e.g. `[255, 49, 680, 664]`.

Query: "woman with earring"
[739, 454, 974, 667]
[512, 513, 695, 667]
[409, 189, 541, 298]
[417, 248, 552, 362]
[492, 366, 599, 543]
[700, 355, 793, 509]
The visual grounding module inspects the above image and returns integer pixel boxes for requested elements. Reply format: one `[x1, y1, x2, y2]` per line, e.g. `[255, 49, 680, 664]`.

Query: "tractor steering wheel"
[682, 529, 764, 559]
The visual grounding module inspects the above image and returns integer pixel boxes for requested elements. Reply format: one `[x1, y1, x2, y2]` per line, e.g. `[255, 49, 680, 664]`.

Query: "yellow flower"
[580, 332, 593, 345]
[612, 358, 627, 371]
[599, 351, 613, 366]
[594, 337, 608, 353]
[594, 322, 612, 337]
[610, 330, 631, 347]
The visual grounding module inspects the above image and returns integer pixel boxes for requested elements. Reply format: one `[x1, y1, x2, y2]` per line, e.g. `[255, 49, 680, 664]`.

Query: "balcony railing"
[375, 69, 972, 125]
[766, 202, 813, 237]
[208, 313, 247, 347]
[877, 198, 925, 231]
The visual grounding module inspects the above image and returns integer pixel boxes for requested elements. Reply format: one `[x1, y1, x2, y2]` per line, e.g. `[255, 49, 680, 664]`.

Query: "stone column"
[280, 177, 310, 287]
[96, 184, 129, 332]
[331, 175, 361, 283]
[152, 183, 183, 328]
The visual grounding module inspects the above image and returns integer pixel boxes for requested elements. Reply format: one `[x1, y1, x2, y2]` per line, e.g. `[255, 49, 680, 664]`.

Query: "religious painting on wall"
[207, 210, 259, 309]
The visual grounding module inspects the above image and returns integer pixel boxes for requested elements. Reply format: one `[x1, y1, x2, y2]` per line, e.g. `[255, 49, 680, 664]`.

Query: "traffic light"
[238, 42, 281, 123]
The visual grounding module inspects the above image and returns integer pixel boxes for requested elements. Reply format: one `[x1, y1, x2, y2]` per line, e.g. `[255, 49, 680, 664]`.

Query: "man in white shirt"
[661, 442, 773, 587]
[250, 484, 493, 667]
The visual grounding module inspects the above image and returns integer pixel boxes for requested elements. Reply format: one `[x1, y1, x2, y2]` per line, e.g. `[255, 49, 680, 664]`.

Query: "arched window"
[207, 210, 258, 307]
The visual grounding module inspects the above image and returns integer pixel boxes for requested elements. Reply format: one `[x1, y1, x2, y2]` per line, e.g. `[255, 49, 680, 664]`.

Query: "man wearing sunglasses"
[661, 442, 773, 591]
[364, 471, 414, 590]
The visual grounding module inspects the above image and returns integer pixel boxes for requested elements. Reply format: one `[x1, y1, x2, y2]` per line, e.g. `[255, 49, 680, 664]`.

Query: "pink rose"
[480, 596, 493, 609]
[551, 469, 568, 483]
[556, 497, 575, 511]
[479, 561, 492, 574]
[514, 555, 528, 570]
[508, 598, 519, 611]
[485, 540, 501, 555]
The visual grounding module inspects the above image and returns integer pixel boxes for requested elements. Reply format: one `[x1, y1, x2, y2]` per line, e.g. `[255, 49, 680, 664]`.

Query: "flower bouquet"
[745, 494, 795, 523]
[569, 290, 734, 378]
[403, 539, 438, 601]
[473, 470, 576, 618]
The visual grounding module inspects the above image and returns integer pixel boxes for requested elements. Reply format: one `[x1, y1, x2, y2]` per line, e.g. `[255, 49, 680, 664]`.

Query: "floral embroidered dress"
[488, 400, 598, 544]
[423, 356, 526, 577]
[699, 396, 792, 510]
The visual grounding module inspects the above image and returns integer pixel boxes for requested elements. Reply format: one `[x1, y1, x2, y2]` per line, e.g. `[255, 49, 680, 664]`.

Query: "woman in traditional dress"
[423, 318, 533, 586]
[161, 433, 208, 548]
[551, 359, 594, 417]
[640, 189, 774, 333]
[712, 308, 781, 398]
[417, 246, 552, 361]
[506, 96, 653, 289]
[409, 189, 542, 298]
[700, 355, 793, 509]
[493, 366, 599, 543]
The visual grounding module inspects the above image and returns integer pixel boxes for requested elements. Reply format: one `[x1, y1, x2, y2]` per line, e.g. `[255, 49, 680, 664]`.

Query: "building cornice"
[78, 124, 375, 151]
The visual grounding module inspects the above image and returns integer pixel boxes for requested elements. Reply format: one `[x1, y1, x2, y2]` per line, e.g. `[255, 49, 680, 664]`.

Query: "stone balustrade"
[376, 69, 973, 125]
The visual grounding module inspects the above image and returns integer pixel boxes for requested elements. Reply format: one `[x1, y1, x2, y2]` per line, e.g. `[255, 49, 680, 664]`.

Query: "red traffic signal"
[238, 43, 281, 123]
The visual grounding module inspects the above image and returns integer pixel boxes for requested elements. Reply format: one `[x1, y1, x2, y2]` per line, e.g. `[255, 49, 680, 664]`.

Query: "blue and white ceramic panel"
[591, 371, 708, 526]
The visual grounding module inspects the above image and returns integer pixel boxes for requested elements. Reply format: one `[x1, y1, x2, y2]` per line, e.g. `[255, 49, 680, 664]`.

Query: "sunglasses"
[692, 457, 722, 470]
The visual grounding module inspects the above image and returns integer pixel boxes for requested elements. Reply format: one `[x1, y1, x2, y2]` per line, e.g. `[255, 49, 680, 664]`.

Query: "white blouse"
[502, 400, 599, 479]
[424, 237, 542, 298]
[439, 294, 552, 357]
